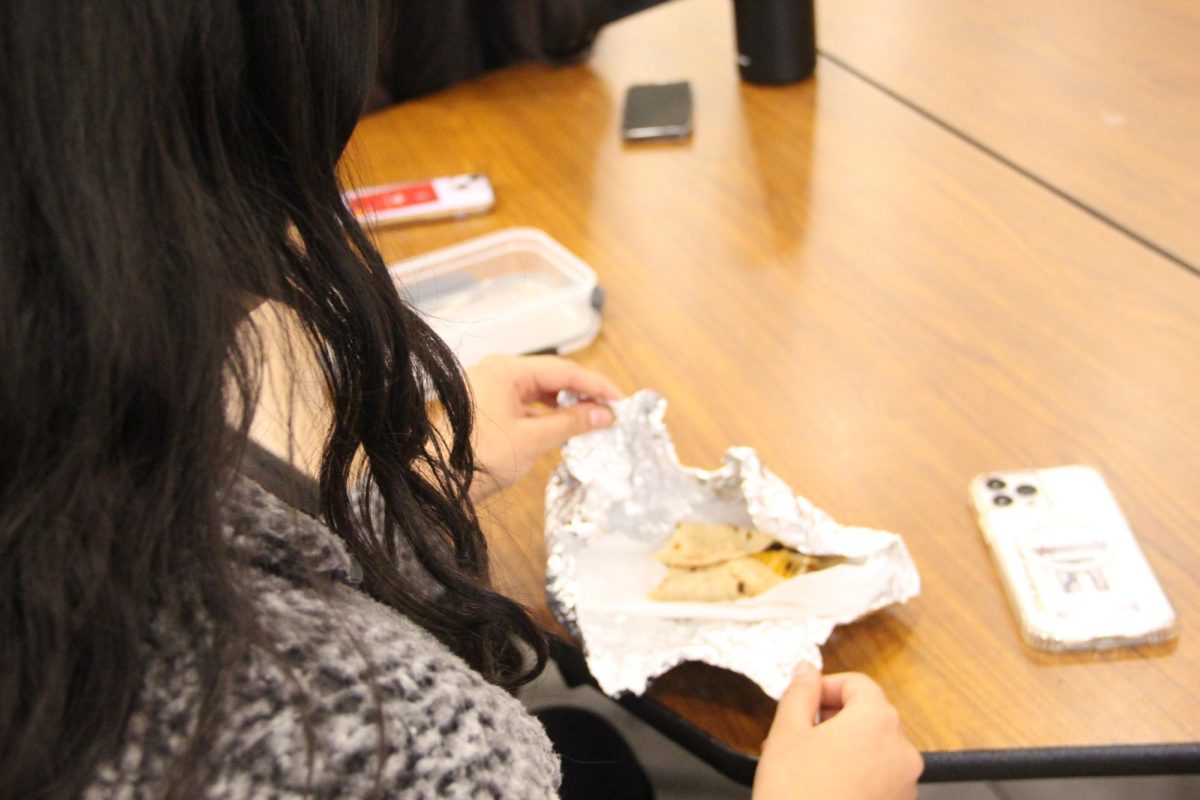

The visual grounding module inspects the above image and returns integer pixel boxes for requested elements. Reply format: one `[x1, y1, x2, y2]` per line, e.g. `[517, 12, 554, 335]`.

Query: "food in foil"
[649, 521, 837, 601]
[545, 390, 922, 700]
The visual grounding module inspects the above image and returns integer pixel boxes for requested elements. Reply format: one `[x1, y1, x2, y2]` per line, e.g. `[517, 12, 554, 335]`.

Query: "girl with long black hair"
[0, 1, 921, 798]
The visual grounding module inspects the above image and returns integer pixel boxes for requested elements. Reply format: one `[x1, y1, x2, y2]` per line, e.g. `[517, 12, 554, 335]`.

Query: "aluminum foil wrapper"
[545, 390, 920, 700]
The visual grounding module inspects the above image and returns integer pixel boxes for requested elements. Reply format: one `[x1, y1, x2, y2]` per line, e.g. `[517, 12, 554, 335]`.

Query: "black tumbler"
[733, 0, 817, 84]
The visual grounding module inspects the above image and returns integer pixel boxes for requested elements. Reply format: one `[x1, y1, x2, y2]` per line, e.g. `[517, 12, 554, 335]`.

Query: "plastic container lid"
[388, 227, 603, 368]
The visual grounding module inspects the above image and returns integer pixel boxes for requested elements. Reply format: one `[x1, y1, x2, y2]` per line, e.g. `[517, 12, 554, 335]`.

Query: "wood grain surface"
[253, 0, 1200, 766]
[818, 0, 1200, 267]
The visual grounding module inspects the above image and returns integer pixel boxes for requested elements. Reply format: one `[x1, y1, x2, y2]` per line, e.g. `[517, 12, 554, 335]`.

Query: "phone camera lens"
[1015, 484, 1037, 496]
[993, 494, 1013, 506]
[986, 478, 1006, 490]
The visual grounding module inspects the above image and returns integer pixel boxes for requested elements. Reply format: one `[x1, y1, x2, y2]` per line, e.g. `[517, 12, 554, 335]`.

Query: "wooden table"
[254, 0, 1200, 784]
[818, 0, 1200, 269]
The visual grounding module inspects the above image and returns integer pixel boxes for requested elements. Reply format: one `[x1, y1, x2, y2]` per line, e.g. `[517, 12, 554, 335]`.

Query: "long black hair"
[0, 2, 546, 797]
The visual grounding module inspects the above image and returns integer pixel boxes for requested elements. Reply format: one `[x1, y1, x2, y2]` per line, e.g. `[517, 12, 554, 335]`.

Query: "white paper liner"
[545, 390, 920, 699]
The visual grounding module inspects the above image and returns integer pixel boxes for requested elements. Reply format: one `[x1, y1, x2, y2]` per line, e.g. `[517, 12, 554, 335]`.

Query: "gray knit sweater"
[83, 478, 560, 799]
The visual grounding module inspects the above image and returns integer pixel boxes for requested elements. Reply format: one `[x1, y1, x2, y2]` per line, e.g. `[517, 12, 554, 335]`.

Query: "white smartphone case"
[969, 465, 1177, 651]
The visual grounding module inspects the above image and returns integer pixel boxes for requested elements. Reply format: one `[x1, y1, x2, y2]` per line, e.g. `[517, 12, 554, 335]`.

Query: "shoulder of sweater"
[213, 577, 561, 798]
[221, 475, 359, 586]
[86, 478, 560, 799]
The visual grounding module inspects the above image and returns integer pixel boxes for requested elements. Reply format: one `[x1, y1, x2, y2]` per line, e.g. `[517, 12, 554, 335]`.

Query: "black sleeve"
[369, 0, 619, 108]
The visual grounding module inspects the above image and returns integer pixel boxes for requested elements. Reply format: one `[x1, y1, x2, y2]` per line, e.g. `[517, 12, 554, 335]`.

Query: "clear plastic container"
[388, 227, 603, 368]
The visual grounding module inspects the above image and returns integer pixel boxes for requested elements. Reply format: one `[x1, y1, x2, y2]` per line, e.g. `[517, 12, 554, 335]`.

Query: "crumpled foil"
[545, 390, 921, 699]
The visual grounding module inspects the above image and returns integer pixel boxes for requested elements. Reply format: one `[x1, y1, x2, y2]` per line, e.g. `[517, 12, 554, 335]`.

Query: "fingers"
[821, 672, 924, 782]
[509, 355, 623, 404]
[463, 355, 621, 499]
[517, 402, 614, 454]
[820, 672, 886, 712]
[757, 670, 924, 800]
[766, 662, 823, 741]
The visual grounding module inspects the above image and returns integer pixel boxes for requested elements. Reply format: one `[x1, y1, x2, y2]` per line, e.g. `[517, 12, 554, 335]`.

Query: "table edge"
[611, 687, 1200, 785]
[920, 743, 1200, 784]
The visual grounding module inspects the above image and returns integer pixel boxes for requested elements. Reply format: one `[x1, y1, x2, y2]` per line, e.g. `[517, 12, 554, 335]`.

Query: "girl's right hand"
[752, 665, 924, 800]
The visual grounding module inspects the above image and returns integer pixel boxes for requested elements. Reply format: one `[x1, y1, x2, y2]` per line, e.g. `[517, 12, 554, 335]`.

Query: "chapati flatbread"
[648, 554, 786, 602]
[648, 529, 833, 602]
[652, 521, 774, 568]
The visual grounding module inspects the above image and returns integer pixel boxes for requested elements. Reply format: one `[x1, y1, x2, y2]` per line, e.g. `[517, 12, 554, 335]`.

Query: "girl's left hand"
[464, 354, 622, 499]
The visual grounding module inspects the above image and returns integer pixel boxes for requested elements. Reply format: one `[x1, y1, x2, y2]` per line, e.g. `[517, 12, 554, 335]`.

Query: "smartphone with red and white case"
[344, 173, 494, 228]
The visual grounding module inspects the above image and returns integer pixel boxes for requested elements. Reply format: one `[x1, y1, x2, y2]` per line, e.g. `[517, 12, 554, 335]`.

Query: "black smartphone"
[620, 81, 693, 141]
